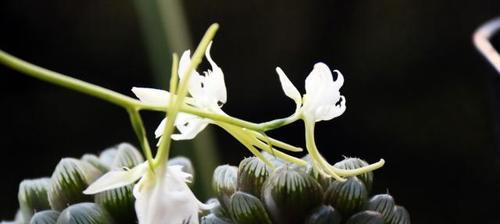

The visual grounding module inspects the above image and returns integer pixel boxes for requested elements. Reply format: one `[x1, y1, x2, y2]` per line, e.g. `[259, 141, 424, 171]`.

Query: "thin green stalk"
[128, 108, 155, 168]
[154, 24, 219, 167]
[0, 50, 141, 109]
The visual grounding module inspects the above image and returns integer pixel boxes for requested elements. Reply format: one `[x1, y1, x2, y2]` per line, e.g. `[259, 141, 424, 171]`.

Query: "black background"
[1, 0, 500, 223]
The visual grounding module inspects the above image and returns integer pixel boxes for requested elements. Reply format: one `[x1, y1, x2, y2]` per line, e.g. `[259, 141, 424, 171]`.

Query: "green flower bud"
[346, 211, 384, 224]
[262, 166, 323, 224]
[18, 178, 52, 221]
[56, 203, 113, 224]
[212, 165, 238, 210]
[229, 191, 272, 224]
[389, 206, 411, 224]
[299, 155, 329, 189]
[324, 177, 368, 216]
[237, 157, 270, 196]
[30, 210, 60, 224]
[334, 157, 374, 193]
[81, 154, 109, 173]
[94, 184, 135, 223]
[206, 198, 232, 222]
[365, 194, 396, 222]
[48, 158, 101, 211]
[262, 151, 286, 168]
[305, 205, 342, 224]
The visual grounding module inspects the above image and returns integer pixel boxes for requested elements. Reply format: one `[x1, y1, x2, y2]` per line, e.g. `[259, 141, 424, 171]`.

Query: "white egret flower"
[276, 62, 346, 122]
[132, 41, 226, 141]
[84, 163, 212, 224]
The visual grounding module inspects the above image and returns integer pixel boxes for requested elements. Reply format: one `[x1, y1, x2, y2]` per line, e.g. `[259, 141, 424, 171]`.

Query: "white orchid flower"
[132, 41, 226, 141]
[276, 62, 346, 122]
[84, 163, 212, 224]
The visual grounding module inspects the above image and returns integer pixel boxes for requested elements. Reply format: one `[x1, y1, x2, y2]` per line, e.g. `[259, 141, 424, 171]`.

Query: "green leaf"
[81, 154, 109, 173]
[365, 194, 396, 223]
[56, 203, 113, 224]
[346, 211, 384, 224]
[200, 214, 233, 224]
[305, 205, 342, 224]
[212, 165, 238, 210]
[237, 157, 270, 197]
[229, 191, 272, 224]
[334, 158, 374, 193]
[48, 158, 102, 211]
[30, 210, 60, 224]
[261, 166, 323, 224]
[324, 177, 368, 216]
[18, 178, 52, 221]
[94, 184, 135, 223]
[389, 206, 411, 224]
[110, 143, 144, 169]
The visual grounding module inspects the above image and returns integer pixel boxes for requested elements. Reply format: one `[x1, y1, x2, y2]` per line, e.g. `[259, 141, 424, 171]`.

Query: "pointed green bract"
[30, 210, 60, 224]
[213, 165, 238, 210]
[48, 158, 102, 211]
[56, 203, 113, 224]
[305, 205, 342, 224]
[261, 166, 323, 224]
[18, 178, 52, 222]
[237, 157, 270, 197]
[324, 177, 368, 216]
[229, 191, 272, 224]
[346, 211, 384, 224]
[94, 184, 135, 223]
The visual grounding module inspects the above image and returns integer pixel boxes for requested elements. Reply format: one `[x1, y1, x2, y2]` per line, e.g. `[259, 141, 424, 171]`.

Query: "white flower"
[132, 41, 226, 141]
[276, 62, 346, 122]
[84, 163, 212, 224]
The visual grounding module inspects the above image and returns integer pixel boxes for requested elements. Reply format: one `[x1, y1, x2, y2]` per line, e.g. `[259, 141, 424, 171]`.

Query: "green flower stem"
[0, 50, 142, 109]
[304, 118, 385, 180]
[128, 108, 155, 167]
[154, 24, 219, 168]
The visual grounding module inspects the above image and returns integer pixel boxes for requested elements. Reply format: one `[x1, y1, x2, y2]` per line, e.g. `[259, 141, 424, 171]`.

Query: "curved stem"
[127, 108, 155, 169]
[0, 50, 141, 109]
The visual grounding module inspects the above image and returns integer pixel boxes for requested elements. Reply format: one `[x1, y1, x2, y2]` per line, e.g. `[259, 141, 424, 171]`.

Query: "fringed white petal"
[171, 113, 210, 141]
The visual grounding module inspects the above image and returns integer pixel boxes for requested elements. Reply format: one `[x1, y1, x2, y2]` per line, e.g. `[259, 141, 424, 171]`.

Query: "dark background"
[1, 0, 500, 223]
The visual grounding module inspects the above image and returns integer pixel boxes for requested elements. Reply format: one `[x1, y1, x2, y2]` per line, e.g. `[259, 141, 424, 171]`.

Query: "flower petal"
[132, 87, 170, 106]
[171, 113, 210, 140]
[276, 67, 302, 105]
[154, 118, 167, 139]
[204, 41, 227, 105]
[83, 162, 148, 195]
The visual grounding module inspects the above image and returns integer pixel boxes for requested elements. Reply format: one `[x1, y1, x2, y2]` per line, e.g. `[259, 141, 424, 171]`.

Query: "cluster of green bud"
[9, 143, 191, 224]
[204, 153, 410, 224]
